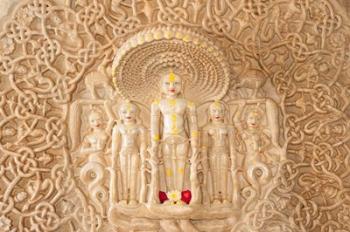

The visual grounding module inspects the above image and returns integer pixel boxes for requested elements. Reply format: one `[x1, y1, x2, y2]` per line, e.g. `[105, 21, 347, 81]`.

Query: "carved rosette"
[112, 27, 232, 104]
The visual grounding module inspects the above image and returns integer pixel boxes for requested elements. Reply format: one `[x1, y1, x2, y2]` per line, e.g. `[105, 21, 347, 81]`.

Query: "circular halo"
[112, 27, 232, 105]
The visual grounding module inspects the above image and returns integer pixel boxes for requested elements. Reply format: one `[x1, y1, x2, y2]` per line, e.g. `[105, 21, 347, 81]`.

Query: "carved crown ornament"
[0, 0, 350, 232]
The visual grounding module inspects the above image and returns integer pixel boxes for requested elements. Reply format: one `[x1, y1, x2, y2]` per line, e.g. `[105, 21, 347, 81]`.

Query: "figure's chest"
[243, 133, 261, 146]
[119, 126, 139, 137]
[208, 127, 228, 137]
[87, 133, 107, 145]
[159, 99, 187, 115]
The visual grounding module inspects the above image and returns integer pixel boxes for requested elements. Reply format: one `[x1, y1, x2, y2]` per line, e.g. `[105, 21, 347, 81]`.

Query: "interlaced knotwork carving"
[0, 0, 349, 231]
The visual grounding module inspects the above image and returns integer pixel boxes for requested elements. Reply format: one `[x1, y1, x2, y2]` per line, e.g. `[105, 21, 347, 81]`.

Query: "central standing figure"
[151, 70, 199, 194]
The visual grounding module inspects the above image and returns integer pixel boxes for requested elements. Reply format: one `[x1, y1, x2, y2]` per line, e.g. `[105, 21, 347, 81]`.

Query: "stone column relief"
[0, 0, 350, 231]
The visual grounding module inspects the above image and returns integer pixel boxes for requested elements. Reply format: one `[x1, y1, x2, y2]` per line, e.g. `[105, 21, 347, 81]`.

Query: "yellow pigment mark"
[152, 134, 160, 142]
[168, 70, 176, 83]
[153, 99, 160, 105]
[178, 167, 184, 174]
[187, 101, 194, 109]
[175, 32, 183, 39]
[214, 100, 221, 109]
[168, 99, 177, 107]
[154, 31, 162, 39]
[126, 102, 132, 112]
[145, 33, 153, 42]
[166, 169, 173, 177]
[170, 113, 178, 134]
[138, 35, 145, 44]
[191, 130, 198, 138]
[182, 35, 191, 42]
[164, 31, 173, 39]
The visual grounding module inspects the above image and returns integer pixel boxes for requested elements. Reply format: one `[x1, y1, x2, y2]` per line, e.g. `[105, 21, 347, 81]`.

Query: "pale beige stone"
[0, 0, 350, 231]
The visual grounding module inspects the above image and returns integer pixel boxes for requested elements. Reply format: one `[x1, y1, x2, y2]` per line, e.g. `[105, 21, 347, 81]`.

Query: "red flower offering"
[181, 190, 191, 204]
[159, 191, 168, 203]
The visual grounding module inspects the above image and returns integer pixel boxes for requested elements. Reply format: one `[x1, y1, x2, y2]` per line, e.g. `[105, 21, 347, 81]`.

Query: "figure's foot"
[213, 199, 221, 205]
[129, 200, 137, 205]
[223, 200, 230, 205]
[119, 200, 127, 205]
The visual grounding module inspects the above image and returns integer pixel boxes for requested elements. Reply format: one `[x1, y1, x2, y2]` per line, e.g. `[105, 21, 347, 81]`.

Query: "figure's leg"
[221, 155, 229, 204]
[162, 143, 174, 191]
[210, 155, 219, 203]
[176, 142, 188, 191]
[119, 154, 128, 202]
[129, 154, 140, 205]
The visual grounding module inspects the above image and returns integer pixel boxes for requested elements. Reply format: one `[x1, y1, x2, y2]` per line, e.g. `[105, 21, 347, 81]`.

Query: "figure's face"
[89, 112, 103, 128]
[161, 72, 182, 97]
[246, 111, 260, 129]
[209, 102, 225, 122]
[119, 103, 137, 124]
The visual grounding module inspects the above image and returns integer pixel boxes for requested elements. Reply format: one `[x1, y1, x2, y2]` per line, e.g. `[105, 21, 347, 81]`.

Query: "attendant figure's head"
[160, 69, 183, 97]
[209, 101, 225, 123]
[88, 109, 104, 130]
[119, 101, 139, 124]
[245, 107, 263, 130]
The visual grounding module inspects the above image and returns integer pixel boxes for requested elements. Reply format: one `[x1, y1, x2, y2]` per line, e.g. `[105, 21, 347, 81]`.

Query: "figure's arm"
[79, 136, 90, 151]
[187, 101, 199, 149]
[266, 99, 281, 148]
[201, 127, 209, 173]
[233, 100, 246, 131]
[111, 125, 121, 169]
[150, 100, 161, 152]
[78, 135, 97, 155]
[228, 126, 238, 170]
[229, 126, 242, 207]
[139, 127, 148, 163]
[139, 126, 148, 203]
[74, 136, 90, 165]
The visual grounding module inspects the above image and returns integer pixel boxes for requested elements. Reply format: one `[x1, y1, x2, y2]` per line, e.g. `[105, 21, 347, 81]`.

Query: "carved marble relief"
[0, 0, 350, 231]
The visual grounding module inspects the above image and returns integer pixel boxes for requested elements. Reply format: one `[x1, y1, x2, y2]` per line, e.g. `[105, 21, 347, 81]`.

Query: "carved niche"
[0, 0, 350, 232]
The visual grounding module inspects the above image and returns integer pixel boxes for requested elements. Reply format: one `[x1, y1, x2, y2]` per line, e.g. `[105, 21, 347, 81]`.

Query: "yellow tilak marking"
[168, 70, 176, 83]
[126, 102, 132, 112]
[213, 101, 222, 110]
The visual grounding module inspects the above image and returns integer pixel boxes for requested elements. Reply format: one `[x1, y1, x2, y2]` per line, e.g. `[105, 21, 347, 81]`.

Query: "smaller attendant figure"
[234, 102, 281, 169]
[78, 109, 109, 166]
[202, 101, 238, 205]
[77, 109, 109, 215]
[111, 101, 147, 205]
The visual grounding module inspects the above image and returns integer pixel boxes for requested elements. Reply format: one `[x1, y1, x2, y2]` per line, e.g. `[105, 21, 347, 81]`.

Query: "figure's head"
[119, 101, 138, 124]
[88, 109, 104, 129]
[160, 70, 183, 97]
[245, 107, 263, 129]
[209, 101, 225, 123]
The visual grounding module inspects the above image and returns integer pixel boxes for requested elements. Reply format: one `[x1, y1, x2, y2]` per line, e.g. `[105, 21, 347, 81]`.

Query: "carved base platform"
[109, 203, 239, 220]
[109, 203, 239, 231]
